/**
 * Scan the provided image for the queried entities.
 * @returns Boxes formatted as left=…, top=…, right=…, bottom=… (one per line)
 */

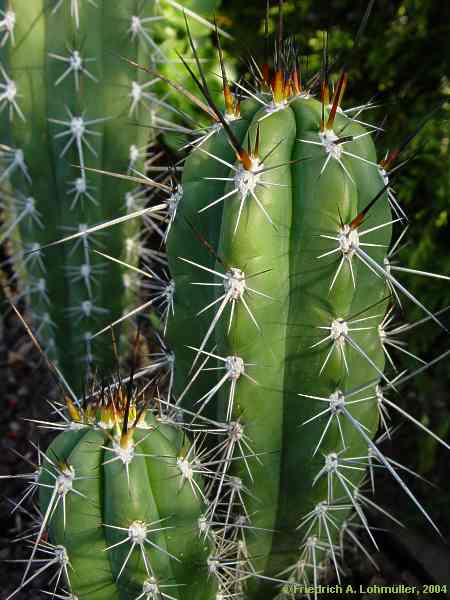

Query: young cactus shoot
left=1, top=2, right=449, bottom=600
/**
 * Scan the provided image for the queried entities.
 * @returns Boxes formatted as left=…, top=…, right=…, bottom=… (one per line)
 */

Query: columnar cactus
left=4, top=3, right=449, bottom=600
left=0, top=0, right=221, bottom=392
left=163, top=14, right=448, bottom=597
left=166, top=56, right=395, bottom=599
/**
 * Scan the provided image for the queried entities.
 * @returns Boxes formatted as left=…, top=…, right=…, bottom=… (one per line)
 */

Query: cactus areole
left=166, top=76, right=392, bottom=594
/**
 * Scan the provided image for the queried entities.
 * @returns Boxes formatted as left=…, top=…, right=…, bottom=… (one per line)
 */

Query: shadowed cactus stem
left=0, top=0, right=223, bottom=392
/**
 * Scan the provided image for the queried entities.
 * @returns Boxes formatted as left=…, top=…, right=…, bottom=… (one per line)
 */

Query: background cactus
left=2, top=2, right=449, bottom=600
left=0, top=0, right=221, bottom=392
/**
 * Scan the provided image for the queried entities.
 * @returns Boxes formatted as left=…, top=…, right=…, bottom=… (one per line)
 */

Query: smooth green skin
left=0, top=1, right=154, bottom=391
left=39, top=413, right=215, bottom=600
left=168, top=96, right=391, bottom=597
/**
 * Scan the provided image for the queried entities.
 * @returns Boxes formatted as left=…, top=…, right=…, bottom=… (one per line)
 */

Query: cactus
left=3, top=3, right=450, bottom=600
left=156, top=11, right=449, bottom=598
left=16, top=382, right=214, bottom=600
left=166, top=50, right=393, bottom=600
left=0, top=0, right=221, bottom=392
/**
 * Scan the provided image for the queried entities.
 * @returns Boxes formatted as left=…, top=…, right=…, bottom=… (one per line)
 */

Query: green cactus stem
left=0, top=0, right=164, bottom=391
left=161, top=16, right=447, bottom=596
left=0, top=0, right=222, bottom=393
left=34, top=386, right=216, bottom=600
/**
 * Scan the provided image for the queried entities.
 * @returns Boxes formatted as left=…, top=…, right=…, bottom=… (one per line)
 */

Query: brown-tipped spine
left=326, top=71, right=348, bottom=130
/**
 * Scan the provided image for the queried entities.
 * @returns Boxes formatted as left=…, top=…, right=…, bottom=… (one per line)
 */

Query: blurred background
left=1, top=0, right=449, bottom=597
